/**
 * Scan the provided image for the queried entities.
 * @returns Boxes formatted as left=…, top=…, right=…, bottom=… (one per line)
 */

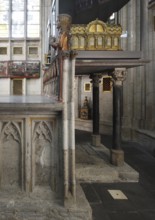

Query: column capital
left=70, top=50, right=78, bottom=59
left=61, top=51, right=70, bottom=59
left=60, top=50, right=77, bottom=60
left=110, top=68, right=127, bottom=86
left=90, top=73, right=102, bottom=87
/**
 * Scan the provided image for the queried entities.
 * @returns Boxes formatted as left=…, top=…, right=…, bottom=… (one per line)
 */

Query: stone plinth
left=110, top=149, right=124, bottom=166
left=92, top=134, right=101, bottom=147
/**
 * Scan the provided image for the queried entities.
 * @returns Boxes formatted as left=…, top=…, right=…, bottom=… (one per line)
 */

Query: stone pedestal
left=92, top=134, right=101, bottom=147
left=110, top=149, right=124, bottom=166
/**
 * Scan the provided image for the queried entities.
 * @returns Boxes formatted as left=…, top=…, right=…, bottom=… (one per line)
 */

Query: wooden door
left=13, top=80, right=23, bottom=95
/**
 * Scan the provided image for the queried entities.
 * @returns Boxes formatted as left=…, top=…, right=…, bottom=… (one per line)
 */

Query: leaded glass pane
left=12, top=24, right=24, bottom=37
left=27, top=0, right=40, bottom=10
left=0, top=11, right=9, bottom=24
left=0, top=0, right=9, bottom=10
left=27, top=25, right=39, bottom=37
left=12, top=0, right=24, bottom=10
left=27, top=11, right=39, bottom=24
left=12, top=11, right=24, bottom=24
left=0, top=24, right=9, bottom=37
left=0, top=0, right=41, bottom=39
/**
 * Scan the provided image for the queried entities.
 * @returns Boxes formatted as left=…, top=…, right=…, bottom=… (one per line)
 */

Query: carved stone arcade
left=0, top=117, right=61, bottom=196
left=0, top=121, right=22, bottom=189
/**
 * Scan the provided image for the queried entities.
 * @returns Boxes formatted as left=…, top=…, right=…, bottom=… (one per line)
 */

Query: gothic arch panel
left=0, top=122, right=22, bottom=189
left=33, top=121, right=53, bottom=188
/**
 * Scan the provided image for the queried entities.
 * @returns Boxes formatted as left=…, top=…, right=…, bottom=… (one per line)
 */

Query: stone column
left=62, top=52, right=70, bottom=201
left=62, top=51, right=77, bottom=207
left=90, top=73, right=102, bottom=146
left=68, top=51, right=77, bottom=200
left=110, top=68, right=127, bottom=166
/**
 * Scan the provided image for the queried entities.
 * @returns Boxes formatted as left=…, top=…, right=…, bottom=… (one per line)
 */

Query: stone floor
left=76, top=140, right=139, bottom=183
left=0, top=184, right=92, bottom=220
left=75, top=130, right=155, bottom=220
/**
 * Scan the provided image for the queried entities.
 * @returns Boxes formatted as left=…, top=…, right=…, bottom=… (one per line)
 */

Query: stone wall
left=120, top=0, right=155, bottom=148
left=75, top=75, right=113, bottom=134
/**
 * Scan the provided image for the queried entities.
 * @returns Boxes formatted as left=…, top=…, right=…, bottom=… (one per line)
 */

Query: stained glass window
left=12, top=0, right=24, bottom=10
left=27, top=11, right=39, bottom=24
left=12, top=25, right=24, bottom=38
left=27, top=0, right=40, bottom=37
left=27, top=0, right=40, bottom=10
left=0, top=0, right=40, bottom=39
left=0, top=0, right=9, bottom=37
left=0, top=0, right=9, bottom=10
left=12, top=11, right=24, bottom=24
left=27, top=25, right=40, bottom=38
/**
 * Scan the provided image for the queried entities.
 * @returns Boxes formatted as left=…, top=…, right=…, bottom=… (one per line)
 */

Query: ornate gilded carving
left=71, top=25, right=86, bottom=50
left=70, top=19, right=122, bottom=51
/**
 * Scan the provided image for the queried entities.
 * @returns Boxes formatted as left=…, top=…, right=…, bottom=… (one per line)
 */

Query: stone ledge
left=0, top=95, right=63, bottom=114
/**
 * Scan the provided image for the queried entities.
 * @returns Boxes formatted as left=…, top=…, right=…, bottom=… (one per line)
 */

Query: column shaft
left=62, top=51, right=77, bottom=207
left=93, top=85, right=100, bottom=135
left=90, top=73, right=102, bottom=146
left=113, top=84, right=122, bottom=150
left=110, top=68, right=126, bottom=166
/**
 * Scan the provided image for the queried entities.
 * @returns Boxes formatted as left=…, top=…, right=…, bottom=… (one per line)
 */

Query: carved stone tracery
left=0, top=121, right=22, bottom=189
left=33, top=121, right=52, bottom=143
left=2, top=122, right=21, bottom=143
left=33, top=121, right=53, bottom=187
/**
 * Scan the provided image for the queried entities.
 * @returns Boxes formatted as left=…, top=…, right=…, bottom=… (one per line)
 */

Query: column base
left=92, top=134, right=101, bottom=146
left=110, top=149, right=124, bottom=166
left=64, top=192, right=76, bottom=208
